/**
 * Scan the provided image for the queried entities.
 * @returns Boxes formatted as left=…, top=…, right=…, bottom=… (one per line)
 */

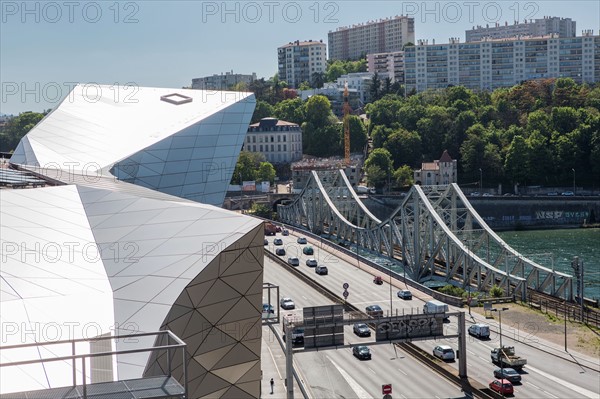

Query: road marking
left=302, top=295, right=308, bottom=300
left=397, top=368, right=407, bottom=376
left=327, top=356, right=372, bottom=399
left=368, top=367, right=376, bottom=374
left=527, top=365, right=599, bottom=399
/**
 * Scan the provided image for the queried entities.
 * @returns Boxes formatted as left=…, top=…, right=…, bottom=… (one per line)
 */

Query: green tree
left=274, top=98, right=305, bottom=125
left=304, top=95, right=335, bottom=126
left=232, top=151, right=265, bottom=183
left=393, top=165, right=414, bottom=188
left=371, top=125, right=393, bottom=149
left=256, top=162, right=276, bottom=184
left=250, top=203, right=272, bottom=219
left=348, top=115, right=368, bottom=152
left=251, top=101, right=274, bottom=124
left=0, top=111, right=46, bottom=152
left=504, top=135, right=529, bottom=185
left=311, top=72, right=325, bottom=89
left=364, top=148, right=393, bottom=188
left=551, top=106, right=579, bottom=135
left=526, top=130, right=555, bottom=184
left=298, top=81, right=311, bottom=91
left=325, top=61, right=346, bottom=82
left=365, top=97, right=404, bottom=128
left=369, top=72, right=382, bottom=102
left=489, top=285, right=504, bottom=298
left=384, top=128, right=422, bottom=168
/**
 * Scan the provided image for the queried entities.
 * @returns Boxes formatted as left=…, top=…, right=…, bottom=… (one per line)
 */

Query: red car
left=373, top=276, right=383, bottom=285
left=489, top=379, right=513, bottom=396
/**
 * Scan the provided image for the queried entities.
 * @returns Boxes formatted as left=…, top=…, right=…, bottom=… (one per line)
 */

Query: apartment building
left=466, top=16, right=576, bottom=42
left=367, top=51, right=405, bottom=83
left=191, top=71, right=256, bottom=90
left=278, top=40, right=326, bottom=88
left=243, top=118, right=303, bottom=164
left=404, top=32, right=599, bottom=93
left=328, top=15, right=415, bottom=61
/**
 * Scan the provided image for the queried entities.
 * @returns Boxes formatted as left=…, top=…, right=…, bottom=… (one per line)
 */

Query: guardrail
left=0, top=330, right=187, bottom=398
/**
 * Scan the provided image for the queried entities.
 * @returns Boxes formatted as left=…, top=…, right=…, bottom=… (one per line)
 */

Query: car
left=305, top=258, right=318, bottom=267
left=273, top=238, right=283, bottom=245
left=468, top=323, right=490, bottom=339
left=280, top=297, right=295, bottom=310
left=262, top=304, right=274, bottom=314
left=282, top=229, right=289, bottom=236
left=297, top=237, right=307, bottom=244
left=561, top=191, right=574, bottom=196
left=471, top=192, right=481, bottom=196
left=397, top=289, right=412, bottom=300
left=275, top=248, right=286, bottom=256
left=287, top=257, right=299, bottom=266
left=365, top=305, right=383, bottom=317
left=489, top=379, right=513, bottom=395
left=482, top=192, right=493, bottom=197
left=433, top=345, right=455, bottom=360
left=264, top=239, right=268, bottom=245
left=373, top=276, right=383, bottom=285
left=352, top=345, right=371, bottom=360
left=547, top=192, right=558, bottom=196
left=302, top=246, right=314, bottom=255
left=315, top=265, right=328, bottom=275
left=283, top=327, right=305, bottom=345
left=353, top=323, right=371, bottom=337
left=493, top=368, right=521, bottom=384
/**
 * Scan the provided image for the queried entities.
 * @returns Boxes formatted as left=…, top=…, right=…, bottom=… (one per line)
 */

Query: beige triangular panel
left=236, top=380, right=260, bottom=398
left=239, top=338, right=261, bottom=358
left=200, top=386, right=229, bottom=399
left=220, top=383, right=255, bottom=399
left=211, top=360, right=257, bottom=384
left=194, top=371, right=231, bottom=398
left=220, top=270, right=261, bottom=296
left=189, top=255, right=220, bottom=284
left=194, top=326, right=239, bottom=355
left=163, top=304, right=195, bottom=324
left=199, top=297, right=241, bottom=325
left=221, top=254, right=261, bottom=278
left=164, top=308, right=194, bottom=336
left=215, top=316, right=259, bottom=341
left=212, top=343, right=258, bottom=371
left=186, top=279, right=216, bottom=307
left=181, top=310, right=213, bottom=340
left=217, top=298, right=259, bottom=325
left=241, top=272, right=263, bottom=296
left=239, top=319, right=262, bottom=342
left=245, top=293, right=263, bottom=313
left=235, top=361, right=262, bottom=384
left=193, top=343, right=235, bottom=370
left=218, top=247, right=245, bottom=276
left=198, top=279, right=243, bottom=307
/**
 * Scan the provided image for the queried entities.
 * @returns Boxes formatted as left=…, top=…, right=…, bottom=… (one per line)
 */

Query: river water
left=497, top=228, right=600, bottom=301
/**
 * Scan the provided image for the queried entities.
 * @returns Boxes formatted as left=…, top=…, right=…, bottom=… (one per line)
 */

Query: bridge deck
left=0, top=376, right=185, bottom=399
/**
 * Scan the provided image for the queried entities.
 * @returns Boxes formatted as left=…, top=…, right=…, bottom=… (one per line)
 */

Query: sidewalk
left=260, top=324, right=304, bottom=398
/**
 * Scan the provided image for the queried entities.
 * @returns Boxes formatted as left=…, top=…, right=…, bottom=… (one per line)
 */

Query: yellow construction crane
left=343, top=81, right=351, bottom=166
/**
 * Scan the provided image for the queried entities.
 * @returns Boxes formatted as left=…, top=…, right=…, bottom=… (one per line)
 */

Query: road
left=265, top=230, right=600, bottom=399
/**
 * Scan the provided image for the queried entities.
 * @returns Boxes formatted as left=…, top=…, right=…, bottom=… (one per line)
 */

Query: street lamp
left=572, top=168, right=575, bottom=194
left=491, top=306, right=509, bottom=397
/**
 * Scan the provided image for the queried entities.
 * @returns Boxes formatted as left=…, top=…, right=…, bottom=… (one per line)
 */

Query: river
left=497, top=228, right=600, bottom=301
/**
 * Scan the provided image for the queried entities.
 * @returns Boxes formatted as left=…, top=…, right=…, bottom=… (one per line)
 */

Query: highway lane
left=263, top=255, right=465, bottom=399
left=266, top=231, right=600, bottom=399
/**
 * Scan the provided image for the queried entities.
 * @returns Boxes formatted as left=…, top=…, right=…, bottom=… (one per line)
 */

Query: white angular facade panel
left=10, top=85, right=256, bottom=207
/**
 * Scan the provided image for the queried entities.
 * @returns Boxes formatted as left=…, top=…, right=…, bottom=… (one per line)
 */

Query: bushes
left=489, top=285, right=505, bottom=297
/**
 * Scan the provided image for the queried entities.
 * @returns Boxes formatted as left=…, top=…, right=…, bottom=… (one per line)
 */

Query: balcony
left=0, top=331, right=187, bottom=399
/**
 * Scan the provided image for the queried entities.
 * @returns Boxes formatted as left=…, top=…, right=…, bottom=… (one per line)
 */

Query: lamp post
left=572, top=168, right=575, bottom=194
left=239, top=172, right=243, bottom=211
left=479, top=168, right=483, bottom=191
left=492, top=307, right=509, bottom=398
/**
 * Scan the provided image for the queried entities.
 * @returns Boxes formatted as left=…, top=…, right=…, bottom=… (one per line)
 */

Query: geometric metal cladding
left=145, top=225, right=264, bottom=398
left=10, top=85, right=256, bottom=207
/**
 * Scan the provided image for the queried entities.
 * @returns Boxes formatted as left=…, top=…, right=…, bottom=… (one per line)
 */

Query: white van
left=423, top=300, right=449, bottom=318
left=468, top=323, right=490, bottom=339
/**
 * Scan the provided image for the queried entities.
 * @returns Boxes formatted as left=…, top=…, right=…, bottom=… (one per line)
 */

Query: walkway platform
left=0, top=376, right=185, bottom=399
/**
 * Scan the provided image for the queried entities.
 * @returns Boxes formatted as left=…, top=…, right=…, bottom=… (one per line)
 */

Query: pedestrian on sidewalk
left=270, top=378, right=274, bottom=394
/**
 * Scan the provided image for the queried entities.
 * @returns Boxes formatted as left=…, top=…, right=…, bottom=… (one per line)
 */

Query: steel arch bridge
left=277, top=170, right=574, bottom=302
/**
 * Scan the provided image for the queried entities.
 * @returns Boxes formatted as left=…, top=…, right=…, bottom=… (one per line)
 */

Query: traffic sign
left=343, top=290, right=349, bottom=298
left=343, top=282, right=349, bottom=290
left=382, top=384, right=392, bottom=395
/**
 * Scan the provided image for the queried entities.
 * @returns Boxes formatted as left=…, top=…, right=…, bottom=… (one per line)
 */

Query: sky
left=1, top=0, right=599, bottom=115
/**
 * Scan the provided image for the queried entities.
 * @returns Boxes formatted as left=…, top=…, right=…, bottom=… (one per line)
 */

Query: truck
left=264, top=222, right=277, bottom=236
left=423, top=300, right=449, bottom=318
left=490, top=346, right=527, bottom=369
left=355, top=185, right=375, bottom=194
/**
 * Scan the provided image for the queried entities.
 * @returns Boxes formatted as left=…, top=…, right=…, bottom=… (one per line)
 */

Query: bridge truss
left=277, top=170, right=574, bottom=302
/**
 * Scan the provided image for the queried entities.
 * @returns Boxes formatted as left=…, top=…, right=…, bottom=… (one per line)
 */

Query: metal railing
left=0, top=330, right=188, bottom=398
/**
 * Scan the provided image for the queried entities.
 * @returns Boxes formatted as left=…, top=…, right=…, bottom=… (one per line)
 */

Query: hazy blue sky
left=2, top=1, right=599, bottom=115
